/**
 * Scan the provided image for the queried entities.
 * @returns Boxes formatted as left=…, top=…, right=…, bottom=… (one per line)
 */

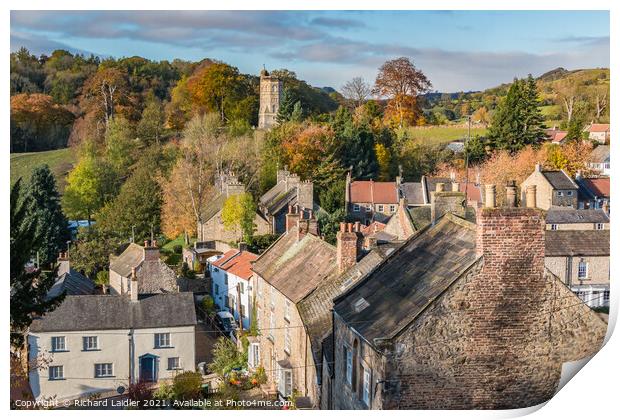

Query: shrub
left=152, top=382, right=174, bottom=401
left=208, top=337, right=246, bottom=377
left=201, top=296, right=216, bottom=317
left=173, top=244, right=183, bottom=254
left=172, top=371, right=203, bottom=400
left=126, top=381, right=153, bottom=407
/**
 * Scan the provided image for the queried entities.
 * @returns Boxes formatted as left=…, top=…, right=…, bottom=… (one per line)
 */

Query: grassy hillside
left=404, top=125, right=487, bottom=145
left=10, top=148, right=76, bottom=192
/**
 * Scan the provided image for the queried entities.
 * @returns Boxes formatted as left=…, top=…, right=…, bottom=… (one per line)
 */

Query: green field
left=404, top=125, right=487, bottom=145
left=10, top=148, right=76, bottom=192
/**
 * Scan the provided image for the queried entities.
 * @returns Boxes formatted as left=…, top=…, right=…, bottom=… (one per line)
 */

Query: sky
left=10, top=10, right=610, bottom=92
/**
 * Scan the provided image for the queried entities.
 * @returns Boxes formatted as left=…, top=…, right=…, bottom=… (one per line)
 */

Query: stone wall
left=199, top=210, right=270, bottom=243
left=430, top=191, right=466, bottom=223
left=545, top=255, right=610, bottom=286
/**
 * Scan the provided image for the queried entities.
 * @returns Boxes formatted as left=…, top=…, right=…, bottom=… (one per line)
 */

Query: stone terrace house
left=250, top=208, right=398, bottom=407
left=576, top=175, right=610, bottom=211
left=258, top=168, right=319, bottom=235
left=109, top=240, right=178, bottom=296
left=545, top=230, right=610, bottom=308
left=587, top=145, right=610, bottom=176
left=197, top=174, right=271, bottom=242
left=329, top=186, right=606, bottom=410
left=346, top=174, right=399, bottom=224
left=28, top=286, right=196, bottom=402
left=47, top=252, right=95, bottom=299
left=520, top=164, right=579, bottom=210
left=584, top=123, right=610, bottom=144
left=209, top=249, right=258, bottom=330
left=545, top=207, right=609, bottom=231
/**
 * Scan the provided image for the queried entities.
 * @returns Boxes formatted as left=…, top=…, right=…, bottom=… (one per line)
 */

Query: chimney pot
left=484, top=185, right=496, bottom=208
left=354, top=221, right=360, bottom=232
left=535, top=163, right=542, bottom=172
left=436, top=182, right=445, bottom=192
left=340, top=222, right=346, bottom=233
left=144, top=240, right=149, bottom=248
left=526, top=185, right=537, bottom=208
left=505, top=182, right=517, bottom=207
left=451, top=182, right=460, bottom=192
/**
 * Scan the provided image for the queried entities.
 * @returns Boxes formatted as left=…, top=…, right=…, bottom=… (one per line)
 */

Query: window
left=82, top=336, right=99, bottom=351
left=377, top=204, right=384, bottom=212
left=362, top=367, right=371, bottom=406
left=389, top=205, right=396, bottom=213
left=268, top=311, right=275, bottom=341
left=214, top=284, right=219, bottom=295
left=345, top=346, right=353, bottom=386
left=248, top=342, right=260, bottom=368
left=240, top=304, right=246, bottom=319
left=94, top=363, right=113, bottom=378
left=284, top=326, right=291, bottom=354
left=578, top=261, right=588, bottom=279
left=567, top=191, right=573, bottom=196
left=550, top=224, right=559, bottom=231
left=227, top=294, right=235, bottom=311
left=595, top=223, right=604, bottom=230
left=154, top=333, right=171, bottom=348
left=239, top=282, right=244, bottom=295
left=49, top=366, right=64, bottom=380
left=278, top=367, right=293, bottom=397
left=167, top=357, right=181, bottom=370
left=353, top=204, right=360, bottom=212
left=284, top=299, right=291, bottom=321
left=224, top=273, right=228, bottom=286
left=365, top=204, right=372, bottom=212
left=51, top=336, right=66, bottom=352
left=604, top=290, right=610, bottom=305
left=557, top=191, right=563, bottom=196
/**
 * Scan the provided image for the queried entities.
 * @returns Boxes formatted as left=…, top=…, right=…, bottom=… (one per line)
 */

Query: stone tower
left=258, top=68, right=282, bottom=129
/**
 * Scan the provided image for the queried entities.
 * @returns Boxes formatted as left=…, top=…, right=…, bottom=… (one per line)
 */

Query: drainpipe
left=128, top=329, right=134, bottom=385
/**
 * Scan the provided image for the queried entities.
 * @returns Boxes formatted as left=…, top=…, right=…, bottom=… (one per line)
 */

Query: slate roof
left=110, top=243, right=144, bottom=278
left=350, top=181, right=398, bottom=204
left=30, top=293, right=197, bottom=332
left=252, top=230, right=338, bottom=303
left=47, top=269, right=95, bottom=299
left=541, top=171, right=578, bottom=190
left=546, top=207, right=609, bottom=224
left=333, top=214, right=477, bottom=343
left=589, top=146, right=610, bottom=163
left=406, top=206, right=432, bottom=230
left=422, top=176, right=452, bottom=203
left=202, top=193, right=228, bottom=223
left=400, top=182, right=425, bottom=205
left=545, top=230, right=610, bottom=257
left=137, top=260, right=179, bottom=294
left=212, top=250, right=258, bottom=280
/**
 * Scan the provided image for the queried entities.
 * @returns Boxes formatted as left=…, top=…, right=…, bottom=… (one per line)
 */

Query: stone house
left=520, top=164, right=579, bottom=210
left=109, top=240, right=179, bottom=296
left=584, top=123, right=610, bottom=144
left=545, top=207, right=609, bottom=231
left=197, top=175, right=271, bottom=242
left=182, top=240, right=232, bottom=273
left=28, top=288, right=196, bottom=402
left=576, top=175, right=610, bottom=211
left=47, top=252, right=95, bottom=299
left=402, top=176, right=482, bottom=209
left=545, top=230, right=610, bottom=308
left=328, top=186, right=606, bottom=410
left=208, top=249, right=258, bottom=330
left=545, top=127, right=569, bottom=144
left=586, top=145, right=610, bottom=176
left=258, top=68, right=282, bottom=130
left=250, top=208, right=397, bottom=407
left=346, top=174, right=399, bottom=224
left=258, top=168, right=319, bottom=235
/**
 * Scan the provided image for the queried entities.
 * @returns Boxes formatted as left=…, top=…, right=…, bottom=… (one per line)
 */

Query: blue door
left=139, top=355, right=157, bottom=382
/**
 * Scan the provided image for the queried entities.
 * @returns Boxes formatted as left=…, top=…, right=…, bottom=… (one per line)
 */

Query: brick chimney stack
left=286, top=205, right=301, bottom=232
left=337, top=222, right=359, bottom=274
left=130, top=266, right=139, bottom=302
left=296, top=208, right=319, bottom=239
left=143, top=239, right=160, bottom=261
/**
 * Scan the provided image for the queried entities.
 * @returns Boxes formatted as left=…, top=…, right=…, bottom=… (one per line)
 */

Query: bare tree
left=591, top=85, right=608, bottom=121
left=556, top=79, right=578, bottom=123
left=341, top=76, right=371, bottom=107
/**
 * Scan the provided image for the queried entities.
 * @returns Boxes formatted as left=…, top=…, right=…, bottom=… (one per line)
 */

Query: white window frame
left=595, top=223, right=604, bottom=230
left=362, top=366, right=371, bottom=406
left=49, top=365, right=64, bottom=380
left=94, top=363, right=113, bottom=378
left=389, top=205, right=396, bottom=213
left=167, top=357, right=181, bottom=370
left=83, top=336, right=99, bottom=351
left=278, top=366, right=293, bottom=397
left=248, top=342, right=260, bottom=368
left=154, top=333, right=171, bottom=348
left=51, top=336, right=66, bottom=352
left=365, top=204, right=372, bottom=212
left=550, top=224, right=559, bottom=231
left=377, top=204, right=384, bottom=212
left=353, top=204, right=360, bottom=212
left=284, top=325, right=291, bottom=354
left=578, top=261, right=588, bottom=279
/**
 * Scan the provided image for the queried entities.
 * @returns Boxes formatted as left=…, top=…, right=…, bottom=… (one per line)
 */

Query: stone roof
left=30, top=293, right=197, bottom=332
left=400, top=182, right=425, bottom=205
left=546, top=207, right=609, bottom=224
left=334, top=214, right=477, bottom=343
left=137, top=260, right=179, bottom=294
left=541, top=171, right=578, bottom=190
left=406, top=206, right=432, bottom=230
left=589, top=146, right=610, bottom=163
left=212, top=250, right=258, bottom=280
left=202, top=193, right=228, bottom=223
left=252, top=229, right=338, bottom=303
left=545, top=230, right=610, bottom=257
left=109, top=243, right=144, bottom=278
left=422, top=176, right=452, bottom=203
left=350, top=181, right=398, bottom=204
left=47, top=269, right=95, bottom=299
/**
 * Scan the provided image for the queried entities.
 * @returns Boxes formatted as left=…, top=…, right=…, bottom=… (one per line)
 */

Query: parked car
left=215, top=311, right=237, bottom=334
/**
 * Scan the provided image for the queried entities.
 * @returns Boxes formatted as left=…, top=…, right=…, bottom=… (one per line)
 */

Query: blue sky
left=10, top=10, right=609, bottom=92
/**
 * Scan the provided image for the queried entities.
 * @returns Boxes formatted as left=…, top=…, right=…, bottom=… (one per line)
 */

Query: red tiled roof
left=359, top=221, right=386, bottom=236
left=460, top=182, right=482, bottom=203
left=350, top=181, right=398, bottom=204
left=588, top=124, right=610, bottom=133
left=582, top=178, right=610, bottom=198
left=212, top=250, right=258, bottom=280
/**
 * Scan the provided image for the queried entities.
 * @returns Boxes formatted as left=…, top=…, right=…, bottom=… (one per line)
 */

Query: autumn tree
left=221, top=193, right=256, bottom=243
left=187, top=63, right=246, bottom=122
left=105, top=116, right=138, bottom=176
left=138, top=93, right=165, bottom=145
left=81, top=67, right=130, bottom=127
left=282, top=124, right=335, bottom=181
left=373, top=57, right=431, bottom=129
left=341, top=76, right=371, bottom=107
left=165, top=75, right=193, bottom=131
left=471, top=106, right=490, bottom=127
